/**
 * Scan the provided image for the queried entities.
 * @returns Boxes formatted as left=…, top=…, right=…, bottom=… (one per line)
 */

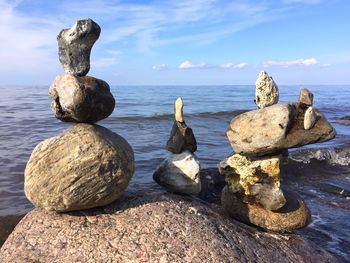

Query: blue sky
left=0, top=0, right=349, bottom=85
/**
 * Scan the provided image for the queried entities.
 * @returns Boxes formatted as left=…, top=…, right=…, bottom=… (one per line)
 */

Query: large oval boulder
left=0, top=191, right=337, bottom=263
left=49, top=74, right=115, bottom=123
left=24, top=123, right=134, bottom=212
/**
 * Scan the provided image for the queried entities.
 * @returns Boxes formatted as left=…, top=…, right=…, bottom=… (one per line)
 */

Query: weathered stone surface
left=166, top=121, right=197, bottom=153
left=175, top=97, right=184, bottom=122
left=24, top=123, right=134, bottom=212
left=58, top=18, right=100, bottom=76
left=219, top=154, right=286, bottom=210
left=299, top=88, right=314, bottom=106
left=221, top=186, right=311, bottom=233
left=153, top=151, right=201, bottom=195
left=255, top=71, right=279, bottom=108
left=0, top=191, right=337, bottom=263
left=304, top=106, right=317, bottom=130
left=49, top=74, right=115, bottom=123
left=227, top=103, right=336, bottom=156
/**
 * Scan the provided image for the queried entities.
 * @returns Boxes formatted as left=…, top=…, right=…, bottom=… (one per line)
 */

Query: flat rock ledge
left=0, top=190, right=337, bottom=263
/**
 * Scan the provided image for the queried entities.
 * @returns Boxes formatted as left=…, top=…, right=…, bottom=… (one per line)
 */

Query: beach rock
left=49, top=74, right=115, bottom=123
left=255, top=71, right=279, bottom=109
left=153, top=151, right=201, bottom=195
left=227, top=103, right=336, bottom=156
left=166, top=121, right=197, bottom=153
left=57, top=18, right=100, bottom=76
left=221, top=186, right=311, bottom=233
left=24, top=123, right=134, bottom=212
left=166, top=97, right=197, bottom=153
left=299, top=88, right=314, bottom=106
left=219, top=154, right=286, bottom=210
left=0, top=191, right=337, bottom=263
left=304, top=106, right=317, bottom=130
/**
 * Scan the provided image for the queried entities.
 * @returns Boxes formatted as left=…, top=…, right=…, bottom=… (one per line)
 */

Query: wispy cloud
left=152, top=64, right=168, bottom=71
left=263, top=58, right=318, bottom=67
left=221, top=62, right=248, bottom=69
left=179, top=60, right=208, bottom=69
left=283, top=0, right=323, bottom=5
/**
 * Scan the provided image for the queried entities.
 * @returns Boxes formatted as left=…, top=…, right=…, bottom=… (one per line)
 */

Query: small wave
left=103, top=109, right=248, bottom=123
left=290, top=147, right=350, bottom=166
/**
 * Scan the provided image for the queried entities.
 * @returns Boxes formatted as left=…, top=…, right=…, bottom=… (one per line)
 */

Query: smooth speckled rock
left=221, top=186, right=311, bottom=233
left=304, top=106, right=317, bottom=130
left=49, top=74, right=115, bottom=123
left=24, top=123, right=134, bottom=212
left=58, top=18, right=100, bottom=76
left=255, top=71, right=279, bottom=109
left=227, top=103, right=336, bottom=156
left=153, top=151, right=201, bottom=195
left=219, top=154, right=286, bottom=210
left=0, top=191, right=337, bottom=263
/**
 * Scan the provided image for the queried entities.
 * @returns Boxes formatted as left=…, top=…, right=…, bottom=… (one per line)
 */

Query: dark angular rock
left=49, top=74, right=115, bottom=123
left=299, top=88, right=314, bottom=106
left=166, top=121, right=197, bottom=153
left=57, top=18, right=100, bottom=76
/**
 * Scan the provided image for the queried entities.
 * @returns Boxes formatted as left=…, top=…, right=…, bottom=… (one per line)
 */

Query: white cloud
left=221, top=62, right=248, bottom=69
left=263, top=58, right=318, bottom=67
left=152, top=64, right=167, bottom=71
left=179, top=60, right=208, bottom=69
left=283, top=0, right=323, bottom=4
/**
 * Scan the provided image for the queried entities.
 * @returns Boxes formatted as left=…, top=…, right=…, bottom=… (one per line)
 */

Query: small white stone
left=255, top=71, right=279, bottom=109
left=175, top=97, right=184, bottom=123
left=304, top=107, right=317, bottom=130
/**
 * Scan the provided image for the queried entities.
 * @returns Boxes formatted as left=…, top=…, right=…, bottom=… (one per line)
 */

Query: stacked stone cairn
left=153, top=97, right=201, bottom=195
left=219, top=71, right=336, bottom=232
left=24, top=19, right=135, bottom=212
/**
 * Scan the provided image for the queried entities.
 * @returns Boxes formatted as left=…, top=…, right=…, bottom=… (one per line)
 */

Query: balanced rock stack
left=220, top=71, right=336, bottom=232
left=24, top=19, right=135, bottom=212
left=153, top=97, right=201, bottom=195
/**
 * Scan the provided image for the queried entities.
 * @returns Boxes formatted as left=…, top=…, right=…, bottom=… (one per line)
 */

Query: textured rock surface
left=0, top=191, right=337, bottom=263
left=175, top=97, right=184, bottom=122
left=57, top=18, right=100, bottom=76
left=49, top=74, right=115, bottom=123
left=299, top=88, right=314, bottom=106
left=304, top=106, right=317, bottom=130
left=153, top=151, right=201, bottom=195
left=219, top=154, right=286, bottom=210
left=227, top=103, right=336, bottom=156
left=221, top=186, right=311, bottom=233
left=255, top=71, right=279, bottom=108
left=24, top=123, right=134, bottom=212
left=166, top=120, right=197, bottom=153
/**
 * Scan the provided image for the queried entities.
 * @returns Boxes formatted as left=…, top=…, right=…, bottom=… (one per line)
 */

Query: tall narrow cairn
left=220, top=71, right=336, bottom=232
left=24, top=19, right=135, bottom=212
left=153, top=97, right=201, bottom=195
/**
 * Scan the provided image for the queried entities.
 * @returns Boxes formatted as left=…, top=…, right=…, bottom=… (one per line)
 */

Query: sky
left=0, top=0, right=349, bottom=85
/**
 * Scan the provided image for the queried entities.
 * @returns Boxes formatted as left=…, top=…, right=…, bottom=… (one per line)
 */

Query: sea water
left=0, top=85, right=349, bottom=260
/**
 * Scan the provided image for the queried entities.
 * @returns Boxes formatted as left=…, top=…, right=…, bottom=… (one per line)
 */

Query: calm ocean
left=0, top=85, right=349, bottom=260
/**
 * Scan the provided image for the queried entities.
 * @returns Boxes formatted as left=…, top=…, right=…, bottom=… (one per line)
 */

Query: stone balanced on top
left=219, top=71, right=336, bottom=232
left=24, top=19, right=135, bottom=212
left=153, top=97, right=201, bottom=195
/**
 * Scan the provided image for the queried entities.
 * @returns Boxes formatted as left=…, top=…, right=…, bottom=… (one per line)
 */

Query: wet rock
left=221, top=186, right=311, bottom=233
left=57, top=18, right=100, bottom=76
left=166, top=97, right=197, bottom=153
left=49, top=74, right=115, bottom=123
left=219, top=154, right=286, bottom=210
left=227, top=103, right=336, bottom=156
left=255, top=71, right=279, bottom=109
left=153, top=151, right=201, bottom=195
left=304, top=106, right=317, bottom=130
left=24, top=124, right=134, bottom=212
left=0, top=191, right=337, bottom=263
left=299, top=88, right=314, bottom=106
